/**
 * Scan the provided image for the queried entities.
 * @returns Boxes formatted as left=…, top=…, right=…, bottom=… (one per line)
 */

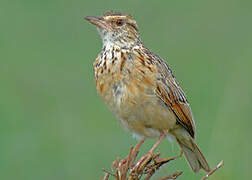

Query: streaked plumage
left=85, top=11, right=210, bottom=173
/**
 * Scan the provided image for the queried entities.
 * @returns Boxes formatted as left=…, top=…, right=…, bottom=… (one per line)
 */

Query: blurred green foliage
left=1, top=0, right=251, bottom=179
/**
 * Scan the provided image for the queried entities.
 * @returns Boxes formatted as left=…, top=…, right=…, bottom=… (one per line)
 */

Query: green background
left=1, top=0, right=251, bottom=179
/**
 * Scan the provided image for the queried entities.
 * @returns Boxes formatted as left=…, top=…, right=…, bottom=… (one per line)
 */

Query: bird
left=84, top=11, right=210, bottom=173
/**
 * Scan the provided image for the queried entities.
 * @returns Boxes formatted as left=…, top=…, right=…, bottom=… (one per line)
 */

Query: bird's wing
left=134, top=47, right=195, bottom=138
left=154, top=56, right=196, bottom=138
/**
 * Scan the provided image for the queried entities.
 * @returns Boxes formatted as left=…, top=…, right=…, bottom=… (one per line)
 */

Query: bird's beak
left=84, top=16, right=111, bottom=30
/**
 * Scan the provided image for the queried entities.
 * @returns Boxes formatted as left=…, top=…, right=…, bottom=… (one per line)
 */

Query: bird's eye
left=116, top=19, right=123, bottom=26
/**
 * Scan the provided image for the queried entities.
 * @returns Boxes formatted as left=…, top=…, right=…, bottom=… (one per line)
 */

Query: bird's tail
left=173, top=129, right=211, bottom=173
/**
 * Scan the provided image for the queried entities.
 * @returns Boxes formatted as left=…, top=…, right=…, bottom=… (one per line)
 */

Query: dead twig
left=102, top=142, right=223, bottom=180
left=201, top=160, right=224, bottom=180
left=101, top=173, right=110, bottom=180
left=102, top=168, right=116, bottom=177
left=157, top=170, right=183, bottom=180
left=102, top=141, right=182, bottom=180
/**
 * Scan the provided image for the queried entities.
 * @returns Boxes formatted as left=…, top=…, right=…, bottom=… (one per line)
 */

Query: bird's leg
left=149, top=133, right=166, bottom=154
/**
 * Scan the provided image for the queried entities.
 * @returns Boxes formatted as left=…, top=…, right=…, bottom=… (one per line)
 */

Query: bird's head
left=85, top=11, right=140, bottom=47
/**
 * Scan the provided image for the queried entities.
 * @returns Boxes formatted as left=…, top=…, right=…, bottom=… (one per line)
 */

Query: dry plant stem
left=130, top=138, right=145, bottom=168
left=129, top=134, right=180, bottom=180
left=201, top=160, right=224, bottom=180
left=103, top=134, right=212, bottom=180
left=121, top=147, right=135, bottom=180
left=154, top=149, right=183, bottom=167
left=132, top=134, right=166, bottom=173
left=149, top=149, right=183, bottom=174
left=135, top=138, right=146, bottom=152
left=102, top=173, right=110, bottom=180
left=143, top=154, right=162, bottom=180
left=143, top=151, right=183, bottom=180
left=109, top=139, right=146, bottom=180
left=102, top=169, right=116, bottom=177
left=157, top=170, right=183, bottom=180
left=102, top=140, right=222, bottom=180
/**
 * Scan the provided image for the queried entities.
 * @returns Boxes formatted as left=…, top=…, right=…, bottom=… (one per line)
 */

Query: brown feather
left=153, top=53, right=196, bottom=138
left=86, top=11, right=210, bottom=173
